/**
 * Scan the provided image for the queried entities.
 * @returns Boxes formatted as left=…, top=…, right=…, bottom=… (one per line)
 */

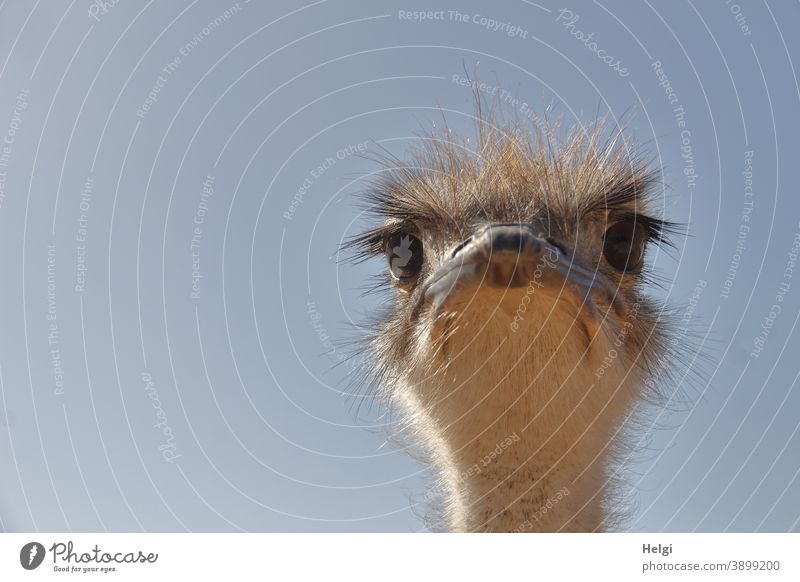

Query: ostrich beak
left=423, top=224, right=626, bottom=342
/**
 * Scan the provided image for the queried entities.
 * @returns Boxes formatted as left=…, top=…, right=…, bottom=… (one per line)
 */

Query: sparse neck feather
left=441, top=403, right=612, bottom=533
left=400, top=306, right=638, bottom=532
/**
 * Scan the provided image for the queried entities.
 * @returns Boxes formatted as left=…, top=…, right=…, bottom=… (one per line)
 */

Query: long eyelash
left=616, top=212, right=686, bottom=250
left=341, top=224, right=409, bottom=263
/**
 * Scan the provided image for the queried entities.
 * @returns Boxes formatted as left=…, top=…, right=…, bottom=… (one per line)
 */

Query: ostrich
left=347, top=105, right=681, bottom=533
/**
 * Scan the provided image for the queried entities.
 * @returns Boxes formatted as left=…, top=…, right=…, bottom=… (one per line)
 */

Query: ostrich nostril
left=544, top=236, right=567, bottom=256
left=450, top=236, right=474, bottom=258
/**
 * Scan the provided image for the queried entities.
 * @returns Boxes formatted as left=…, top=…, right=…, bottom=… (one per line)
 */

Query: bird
left=346, top=101, right=683, bottom=533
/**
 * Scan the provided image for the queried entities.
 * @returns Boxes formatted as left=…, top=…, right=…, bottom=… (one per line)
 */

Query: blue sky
left=0, top=0, right=797, bottom=532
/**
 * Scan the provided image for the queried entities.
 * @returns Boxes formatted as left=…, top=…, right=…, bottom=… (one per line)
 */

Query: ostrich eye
left=385, top=233, right=423, bottom=281
left=603, top=220, right=647, bottom=272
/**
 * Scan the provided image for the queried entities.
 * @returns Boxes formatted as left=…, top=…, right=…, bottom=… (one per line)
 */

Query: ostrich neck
left=410, top=352, right=629, bottom=533
left=443, top=410, right=610, bottom=533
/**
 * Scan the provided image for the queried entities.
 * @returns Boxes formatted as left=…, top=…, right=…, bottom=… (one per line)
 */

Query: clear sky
left=0, top=0, right=797, bottom=532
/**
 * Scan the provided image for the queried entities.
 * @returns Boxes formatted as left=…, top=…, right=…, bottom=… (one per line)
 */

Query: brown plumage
left=346, top=99, right=684, bottom=532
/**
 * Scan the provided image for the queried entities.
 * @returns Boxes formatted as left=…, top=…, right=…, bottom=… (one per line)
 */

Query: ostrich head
left=348, top=108, right=680, bottom=532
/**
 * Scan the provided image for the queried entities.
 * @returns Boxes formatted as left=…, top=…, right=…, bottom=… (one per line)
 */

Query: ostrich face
left=383, top=211, right=641, bottom=345
left=350, top=119, right=677, bottom=427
